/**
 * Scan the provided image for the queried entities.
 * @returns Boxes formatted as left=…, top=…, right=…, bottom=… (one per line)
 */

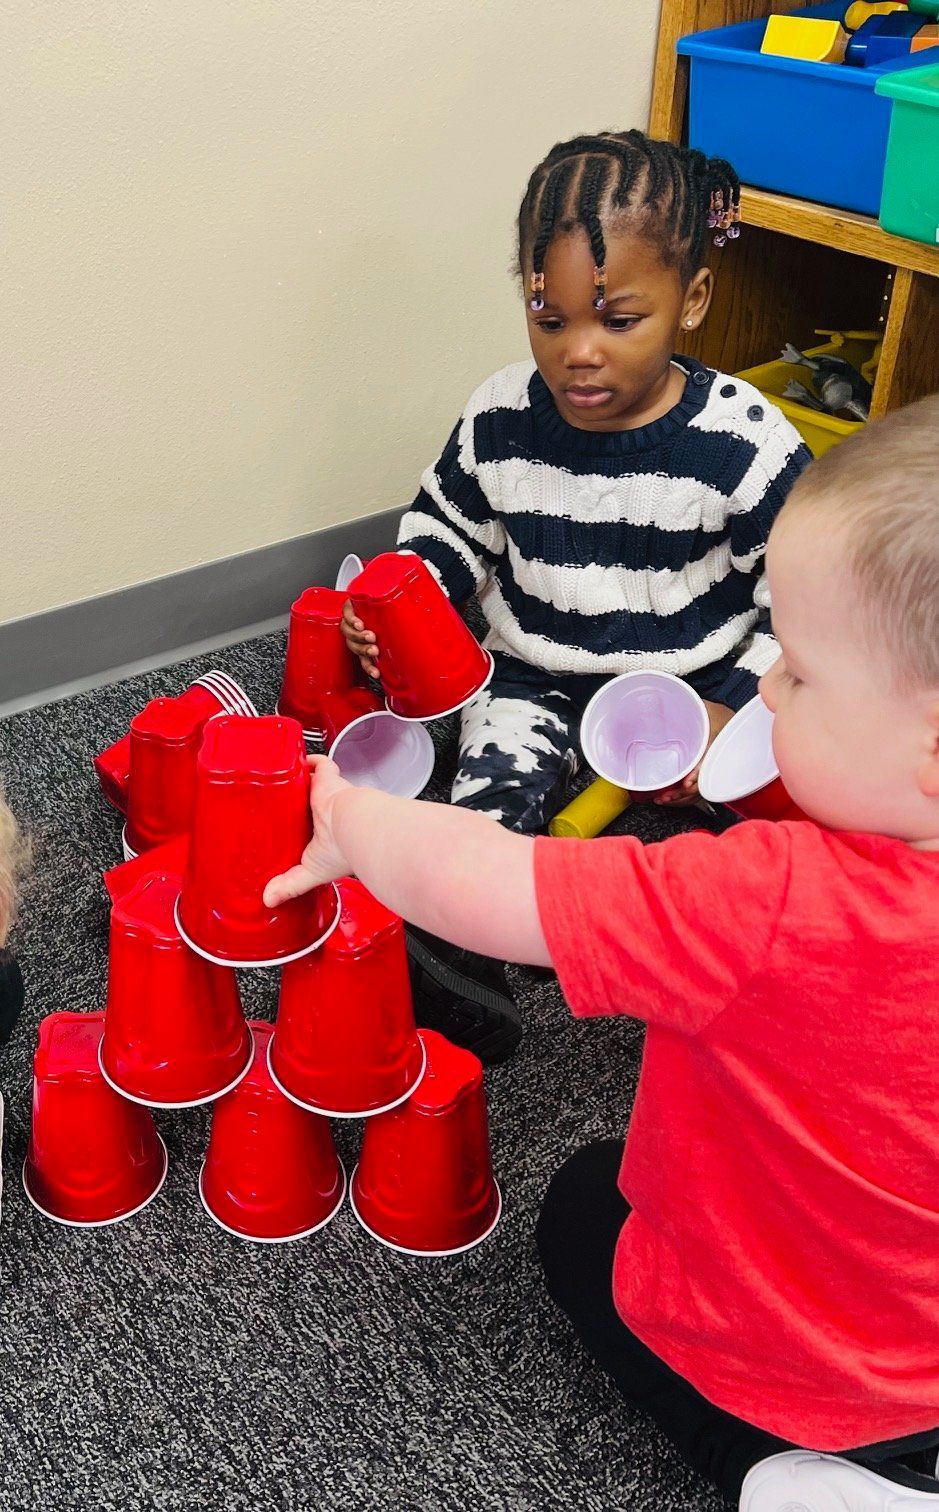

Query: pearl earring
left=686, top=319, right=694, bottom=328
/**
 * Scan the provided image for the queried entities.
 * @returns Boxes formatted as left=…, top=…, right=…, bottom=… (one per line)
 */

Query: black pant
left=536, top=1140, right=939, bottom=1504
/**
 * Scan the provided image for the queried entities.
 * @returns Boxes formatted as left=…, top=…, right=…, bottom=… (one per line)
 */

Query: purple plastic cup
left=580, top=672, right=709, bottom=792
left=321, top=692, right=435, bottom=799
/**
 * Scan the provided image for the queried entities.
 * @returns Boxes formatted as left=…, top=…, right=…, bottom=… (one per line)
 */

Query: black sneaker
left=405, top=927, right=522, bottom=1065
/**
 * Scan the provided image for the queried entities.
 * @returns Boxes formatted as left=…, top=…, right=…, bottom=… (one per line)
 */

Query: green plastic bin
left=876, top=63, right=939, bottom=244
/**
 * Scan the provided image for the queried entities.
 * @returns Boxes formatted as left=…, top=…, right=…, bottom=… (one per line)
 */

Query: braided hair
left=517, top=130, right=740, bottom=308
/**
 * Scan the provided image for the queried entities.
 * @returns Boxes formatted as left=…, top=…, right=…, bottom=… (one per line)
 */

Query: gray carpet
left=0, top=631, right=731, bottom=1512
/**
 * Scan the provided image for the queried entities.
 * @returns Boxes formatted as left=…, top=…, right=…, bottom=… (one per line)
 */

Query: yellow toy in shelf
left=549, top=778, right=631, bottom=839
left=761, top=14, right=849, bottom=60
left=844, top=0, right=907, bottom=31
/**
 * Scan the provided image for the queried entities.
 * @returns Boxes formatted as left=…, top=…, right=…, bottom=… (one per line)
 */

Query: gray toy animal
left=781, top=343, right=872, bottom=421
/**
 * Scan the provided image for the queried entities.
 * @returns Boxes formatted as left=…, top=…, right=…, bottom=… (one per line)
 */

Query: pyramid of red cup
left=33, top=702, right=501, bottom=1250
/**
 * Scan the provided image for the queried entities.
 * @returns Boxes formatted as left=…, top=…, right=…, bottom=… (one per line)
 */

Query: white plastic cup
left=580, top=671, right=709, bottom=792
left=328, top=706, right=435, bottom=799
left=698, top=696, right=778, bottom=805
left=698, top=695, right=804, bottom=821
left=335, top=554, right=365, bottom=594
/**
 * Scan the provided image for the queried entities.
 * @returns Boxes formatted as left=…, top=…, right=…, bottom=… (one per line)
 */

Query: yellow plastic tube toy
left=761, top=15, right=849, bottom=61
left=549, top=778, right=631, bottom=839
left=844, top=0, right=907, bottom=32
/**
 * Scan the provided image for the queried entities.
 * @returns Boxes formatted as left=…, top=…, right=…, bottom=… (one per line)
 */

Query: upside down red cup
left=94, top=734, right=132, bottom=814
left=23, top=1012, right=168, bottom=1227
left=278, top=586, right=359, bottom=740
left=320, top=688, right=435, bottom=799
left=176, top=713, right=340, bottom=968
left=581, top=671, right=710, bottom=794
left=698, top=695, right=808, bottom=821
left=96, top=671, right=256, bottom=822
left=348, top=553, right=494, bottom=722
left=103, top=834, right=190, bottom=904
left=100, top=872, right=251, bottom=1107
left=350, top=1028, right=501, bottom=1256
left=200, top=1021, right=345, bottom=1243
left=269, top=877, right=426, bottom=1118
left=124, top=698, right=205, bottom=857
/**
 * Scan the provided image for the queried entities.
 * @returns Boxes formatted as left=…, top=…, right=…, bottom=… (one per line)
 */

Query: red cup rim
left=385, top=648, right=495, bottom=724
left=21, top=1136, right=169, bottom=1229
left=97, top=1030, right=254, bottom=1111
left=266, top=1033, right=427, bottom=1120
left=197, top=1158, right=347, bottom=1245
left=348, top=1164, right=502, bottom=1257
left=173, top=883, right=341, bottom=971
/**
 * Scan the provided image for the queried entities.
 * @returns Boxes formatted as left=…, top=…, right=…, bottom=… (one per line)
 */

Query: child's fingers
left=263, top=865, right=316, bottom=908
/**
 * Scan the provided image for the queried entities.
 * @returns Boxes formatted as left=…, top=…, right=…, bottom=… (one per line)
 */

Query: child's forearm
left=329, top=787, right=551, bottom=965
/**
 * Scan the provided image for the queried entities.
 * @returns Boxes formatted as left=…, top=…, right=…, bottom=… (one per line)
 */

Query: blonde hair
left=0, top=788, right=27, bottom=947
left=782, top=392, right=939, bottom=691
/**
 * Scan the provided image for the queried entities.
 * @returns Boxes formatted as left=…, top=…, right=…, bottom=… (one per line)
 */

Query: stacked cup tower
left=30, top=561, right=501, bottom=1251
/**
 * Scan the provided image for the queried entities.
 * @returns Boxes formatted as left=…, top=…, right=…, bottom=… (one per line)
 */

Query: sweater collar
left=528, top=356, right=714, bottom=456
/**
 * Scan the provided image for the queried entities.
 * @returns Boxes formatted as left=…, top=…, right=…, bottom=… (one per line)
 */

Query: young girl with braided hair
left=343, top=129, right=811, bottom=1062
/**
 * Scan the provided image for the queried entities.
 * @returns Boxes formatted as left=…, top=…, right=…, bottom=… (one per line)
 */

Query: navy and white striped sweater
left=398, top=357, right=812, bottom=711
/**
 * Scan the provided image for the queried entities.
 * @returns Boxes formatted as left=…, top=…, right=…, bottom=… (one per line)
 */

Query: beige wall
left=3, top=1, right=658, bottom=625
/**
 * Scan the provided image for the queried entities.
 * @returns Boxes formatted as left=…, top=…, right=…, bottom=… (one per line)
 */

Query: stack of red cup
left=93, top=670, right=257, bottom=860
left=32, top=706, right=502, bottom=1251
left=278, top=576, right=436, bottom=801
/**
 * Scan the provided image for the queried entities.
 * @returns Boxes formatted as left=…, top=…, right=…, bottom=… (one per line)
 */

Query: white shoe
left=740, top=1451, right=939, bottom=1510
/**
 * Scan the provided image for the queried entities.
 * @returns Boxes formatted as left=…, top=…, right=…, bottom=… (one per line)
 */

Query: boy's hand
left=263, top=756, right=353, bottom=906
left=655, top=699, right=734, bottom=807
left=341, top=599, right=380, bottom=679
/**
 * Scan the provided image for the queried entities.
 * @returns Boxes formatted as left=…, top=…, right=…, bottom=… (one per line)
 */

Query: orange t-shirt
left=535, top=821, right=939, bottom=1448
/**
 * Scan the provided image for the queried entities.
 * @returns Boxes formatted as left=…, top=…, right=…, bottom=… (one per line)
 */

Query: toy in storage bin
left=735, top=330, right=881, bottom=457
left=677, top=3, right=931, bottom=215
left=876, top=62, right=939, bottom=243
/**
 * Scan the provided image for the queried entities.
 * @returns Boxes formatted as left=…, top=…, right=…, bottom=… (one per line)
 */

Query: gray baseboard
left=0, top=508, right=401, bottom=717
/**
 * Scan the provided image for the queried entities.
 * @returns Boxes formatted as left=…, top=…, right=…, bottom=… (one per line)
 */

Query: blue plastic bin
left=677, top=3, right=930, bottom=215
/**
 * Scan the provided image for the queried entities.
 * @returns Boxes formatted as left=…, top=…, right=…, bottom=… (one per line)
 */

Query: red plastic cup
left=103, top=834, right=190, bottom=904
left=94, top=734, right=132, bottom=814
left=95, top=672, right=256, bottom=821
left=348, top=553, right=494, bottom=721
left=278, top=586, right=359, bottom=740
left=269, top=877, right=426, bottom=1118
left=124, top=697, right=206, bottom=857
left=698, top=695, right=808, bottom=820
left=349, top=1028, right=501, bottom=1256
left=581, top=671, right=710, bottom=793
left=199, top=1021, right=345, bottom=1243
left=23, top=1012, right=168, bottom=1227
left=176, top=714, right=340, bottom=968
left=100, top=872, right=251, bottom=1107
left=320, top=688, right=435, bottom=799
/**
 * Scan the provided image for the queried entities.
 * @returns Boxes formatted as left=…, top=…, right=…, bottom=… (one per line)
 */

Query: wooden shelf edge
left=740, top=187, right=939, bottom=279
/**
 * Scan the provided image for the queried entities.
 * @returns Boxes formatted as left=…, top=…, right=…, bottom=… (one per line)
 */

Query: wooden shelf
left=741, top=187, right=939, bottom=279
left=649, top=0, right=939, bottom=418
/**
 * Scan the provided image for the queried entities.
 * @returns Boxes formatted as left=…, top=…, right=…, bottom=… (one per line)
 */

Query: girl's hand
left=654, top=699, right=734, bottom=807
left=341, top=599, right=380, bottom=679
left=263, top=756, right=353, bottom=906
